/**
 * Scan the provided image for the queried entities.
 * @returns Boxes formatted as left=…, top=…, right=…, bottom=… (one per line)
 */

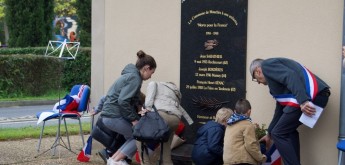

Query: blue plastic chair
left=35, top=85, right=90, bottom=156
left=337, top=140, right=345, bottom=165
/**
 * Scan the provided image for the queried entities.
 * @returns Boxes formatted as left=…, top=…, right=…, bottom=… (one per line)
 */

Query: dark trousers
left=271, top=89, right=330, bottom=165
left=270, top=109, right=301, bottom=165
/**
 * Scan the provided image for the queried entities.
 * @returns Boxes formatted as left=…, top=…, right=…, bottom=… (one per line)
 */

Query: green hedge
left=0, top=47, right=48, bottom=55
left=0, top=47, right=91, bottom=99
left=62, top=47, right=91, bottom=90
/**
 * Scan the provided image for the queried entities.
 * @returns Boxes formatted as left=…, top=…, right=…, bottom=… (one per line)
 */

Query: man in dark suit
left=249, top=58, right=330, bottom=165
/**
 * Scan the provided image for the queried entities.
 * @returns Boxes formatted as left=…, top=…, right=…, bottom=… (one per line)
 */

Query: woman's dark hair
left=135, top=50, right=157, bottom=70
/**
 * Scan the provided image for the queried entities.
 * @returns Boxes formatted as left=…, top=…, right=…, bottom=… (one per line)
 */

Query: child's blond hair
left=215, top=107, right=233, bottom=124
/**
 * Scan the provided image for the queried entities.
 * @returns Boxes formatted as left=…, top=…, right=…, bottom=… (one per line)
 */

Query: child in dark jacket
left=191, top=107, right=233, bottom=165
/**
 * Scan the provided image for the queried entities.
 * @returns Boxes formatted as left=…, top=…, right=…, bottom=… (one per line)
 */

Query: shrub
left=0, top=55, right=62, bottom=97
left=0, top=47, right=90, bottom=99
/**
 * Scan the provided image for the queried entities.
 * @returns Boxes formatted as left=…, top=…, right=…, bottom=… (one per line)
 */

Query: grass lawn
left=0, top=122, right=91, bottom=141
left=0, top=90, right=68, bottom=101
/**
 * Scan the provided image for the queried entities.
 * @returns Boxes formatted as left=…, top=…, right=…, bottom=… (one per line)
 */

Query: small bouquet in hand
left=254, top=123, right=267, bottom=140
left=254, top=123, right=268, bottom=155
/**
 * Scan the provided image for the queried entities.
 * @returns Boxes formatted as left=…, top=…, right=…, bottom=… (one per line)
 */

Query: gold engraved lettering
left=196, top=80, right=207, bottom=84
left=218, top=87, right=231, bottom=91
left=207, top=67, right=223, bottom=72
left=197, top=115, right=210, bottom=119
left=212, top=73, right=221, bottom=78
left=207, top=60, right=222, bottom=64
left=198, top=67, right=207, bottom=72
left=198, top=73, right=205, bottom=77
left=190, top=85, right=197, bottom=89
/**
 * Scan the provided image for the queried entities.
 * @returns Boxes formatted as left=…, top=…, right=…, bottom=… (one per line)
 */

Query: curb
left=0, top=100, right=57, bottom=108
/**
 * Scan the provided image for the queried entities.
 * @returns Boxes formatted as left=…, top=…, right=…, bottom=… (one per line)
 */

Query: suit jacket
left=261, top=58, right=329, bottom=132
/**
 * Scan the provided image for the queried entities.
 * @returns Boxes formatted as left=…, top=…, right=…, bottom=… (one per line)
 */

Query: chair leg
left=78, top=117, right=85, bottom=146
left=339, top=150, right=343, bottom=165
left=52, top=117, right=62, bottom=156
left=64, top=118, right=71, bottom=150
left=37, top=121, right=46, bottom=152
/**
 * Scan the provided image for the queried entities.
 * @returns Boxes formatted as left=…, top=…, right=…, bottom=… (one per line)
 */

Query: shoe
left=107, top=158, right=115, bottom=165
left=98, top=149, right=109, bottom=164
left=124, top=157, right=132, bottom=164
left=113, top=159, right=129, bottom=165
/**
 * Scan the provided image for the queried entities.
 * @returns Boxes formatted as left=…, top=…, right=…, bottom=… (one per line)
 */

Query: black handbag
left=91, top=117, right=126, bottom=152
left=132, top=106, right=170, bottom=143
left=133, top=106, right=171, bottom=165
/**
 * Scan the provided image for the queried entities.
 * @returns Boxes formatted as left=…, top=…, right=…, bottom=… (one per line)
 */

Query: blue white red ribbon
left=273, top=64, right=318, bottom=107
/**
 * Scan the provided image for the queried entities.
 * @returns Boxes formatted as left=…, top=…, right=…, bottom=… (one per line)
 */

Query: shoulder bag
left=132, top=106, right=171, bottom=165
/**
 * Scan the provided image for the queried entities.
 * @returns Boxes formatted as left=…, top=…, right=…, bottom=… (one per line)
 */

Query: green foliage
left=0, top=47, right=91, bottom=99
left=0, top=89, right=67, bottom=101
left=54, top=0, right=77, bottom=17
left=43, top=0, right=56, bottom=43
left=255, top=123, right=267, bottom=140
left=0, top=122, right=91, bottom=141
left=0, top=0, right=5, bottom=20
left=75, top=0, right=91, bottom=46
left=4, top=0, right=54, bottom=47
left=62, top=47, right=91, bottom=89
left=0, top=54, right=62, bottom=97
left=0, top=47, right=47, bottom=55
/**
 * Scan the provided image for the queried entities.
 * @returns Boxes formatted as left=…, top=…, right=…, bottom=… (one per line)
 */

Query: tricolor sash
left=273, top=64, right=318, bottom=108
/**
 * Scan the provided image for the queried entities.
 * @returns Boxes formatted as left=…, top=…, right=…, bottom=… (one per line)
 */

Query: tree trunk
left=3, top=21, right=8, bottom=46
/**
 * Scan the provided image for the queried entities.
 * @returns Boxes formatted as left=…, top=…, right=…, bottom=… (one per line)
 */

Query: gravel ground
left=0, top=135, right=109, bottom=165
left=0, top=133, right=190, bottom=165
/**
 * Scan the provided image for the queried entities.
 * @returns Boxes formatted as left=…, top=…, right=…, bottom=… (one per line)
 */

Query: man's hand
left=260, top=134, right=272, bottom=151
left=300, top=101, right=316, bottom=117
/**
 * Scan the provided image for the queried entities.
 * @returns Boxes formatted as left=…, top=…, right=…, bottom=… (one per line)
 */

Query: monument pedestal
left=171, top=144, right=193, bottom=165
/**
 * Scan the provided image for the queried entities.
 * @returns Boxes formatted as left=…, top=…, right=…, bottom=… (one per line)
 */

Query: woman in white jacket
left=137, top=81, right=193, bottom=165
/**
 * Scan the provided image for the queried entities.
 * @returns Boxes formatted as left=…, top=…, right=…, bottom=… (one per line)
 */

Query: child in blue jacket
left=191, top=107, right=233, bottom=165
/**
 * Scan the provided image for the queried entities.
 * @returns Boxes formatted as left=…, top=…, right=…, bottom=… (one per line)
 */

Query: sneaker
left=107, top=158, right=116, bottom=165
left=113, top=159, right=129, bottom=165
left=98, top=149, right=109, bottom=164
